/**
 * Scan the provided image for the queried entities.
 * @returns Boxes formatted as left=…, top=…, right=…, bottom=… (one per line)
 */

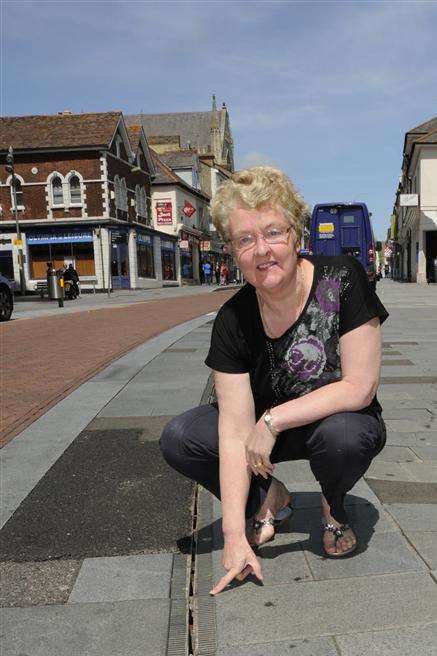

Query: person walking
left=215, top=262, right=221, bottom=285
left=202, top=260, right=212, bottom=285
left=160, top=166, right=388, bottom=595
left=220, top=262, right=229, bottom=286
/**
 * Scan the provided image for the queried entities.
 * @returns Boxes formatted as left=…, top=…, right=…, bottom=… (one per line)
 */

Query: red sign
left=156, top=200, right=173, bottom=224
left=182, top=201, right=196, bottom=218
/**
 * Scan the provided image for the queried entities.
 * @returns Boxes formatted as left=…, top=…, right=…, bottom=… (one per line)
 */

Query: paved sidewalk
left=1, top=279, right=437, bottom=655
left=194, top=279, right=437, bottom=656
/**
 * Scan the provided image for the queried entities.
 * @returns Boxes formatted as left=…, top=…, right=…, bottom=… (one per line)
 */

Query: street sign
left=13, top=238, right=23, bottom=247
left=400, top=194, right=419, bottom=207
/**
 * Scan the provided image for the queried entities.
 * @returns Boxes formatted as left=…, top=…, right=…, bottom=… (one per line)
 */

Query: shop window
left=51, top=176, right=64, bottom=205
left=69, top=175, right=82, bottom=205
left=28, top=242, right=95, bottom=279
left=161, top=249, right=176, bottom=280
left=137, top=239, right=155, bottom=278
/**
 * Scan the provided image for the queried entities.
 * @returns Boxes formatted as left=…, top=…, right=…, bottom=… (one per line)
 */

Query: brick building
left=0, top=111, right=179, bottom=291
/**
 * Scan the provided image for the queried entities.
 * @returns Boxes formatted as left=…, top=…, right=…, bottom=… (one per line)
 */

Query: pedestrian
left=202, top=260, right=212, bottom=285
left=215, top=263, right=221, bottom=285
left=63, top=263, right=80, bottom=297
left=161, top=168, right=388, bottom=594
left=220, top=262, right=229, bottom=286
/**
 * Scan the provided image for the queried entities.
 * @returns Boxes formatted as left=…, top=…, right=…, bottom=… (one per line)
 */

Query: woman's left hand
left=245, top=419, right=276, bottom=479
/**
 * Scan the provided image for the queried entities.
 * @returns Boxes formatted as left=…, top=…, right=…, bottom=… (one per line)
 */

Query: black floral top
left=205, top=255, right=388, bottom=418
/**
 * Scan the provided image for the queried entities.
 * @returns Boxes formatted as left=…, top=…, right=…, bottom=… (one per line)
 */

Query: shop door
left=111, top=242, right=130, bottom=289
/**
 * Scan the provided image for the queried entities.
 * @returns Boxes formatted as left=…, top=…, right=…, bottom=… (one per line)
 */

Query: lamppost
left=5, top=146, right=26, bottom=295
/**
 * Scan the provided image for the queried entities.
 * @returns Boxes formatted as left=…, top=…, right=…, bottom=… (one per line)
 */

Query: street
left=1, top=278, right=437, bottom=656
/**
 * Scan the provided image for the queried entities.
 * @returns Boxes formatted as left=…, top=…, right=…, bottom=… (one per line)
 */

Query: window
left=121, top=178, right=128, bottom=210
left=135, top=186, right=147, bottom=217
left=137, top=236, right=155, bottom=278
left=69, top=175, right=82, bottom=204
left=51, top=176, right=64, bottom=205
left=10, top=176, right=24, bottom=209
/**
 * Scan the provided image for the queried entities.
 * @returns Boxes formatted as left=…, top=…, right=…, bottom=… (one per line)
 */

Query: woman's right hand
left=209, top=535, right=263, bottom=595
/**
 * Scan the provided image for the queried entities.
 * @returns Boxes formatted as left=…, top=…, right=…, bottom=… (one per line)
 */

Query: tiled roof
left=416, top=126, right=437, bottom=144
left=0, top=112, right=121, bottom=150
left=408, top=115, right=437, bottom=134
left=125, top=110, right=225, bottom=151
left=158, top=150, right=197, bottom=169
left=126, top=124, right=142, bottom=148
left=150, top=150, right=210, bottom=200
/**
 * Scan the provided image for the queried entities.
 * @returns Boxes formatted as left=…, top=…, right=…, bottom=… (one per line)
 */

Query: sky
left=2, top=0, right=437, bottom=240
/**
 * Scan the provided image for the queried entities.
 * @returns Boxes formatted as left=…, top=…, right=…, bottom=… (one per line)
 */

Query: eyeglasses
left=230, top=226, right=292, bottom=252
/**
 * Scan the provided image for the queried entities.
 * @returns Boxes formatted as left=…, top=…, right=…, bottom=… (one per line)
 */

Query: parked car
left=0, top=273, right=13, bottom=321
left=309, top=202, right=380, bottom=291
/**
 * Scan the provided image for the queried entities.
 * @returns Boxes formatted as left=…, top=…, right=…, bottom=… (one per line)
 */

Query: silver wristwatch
left=263, top=409, right=279, bottom=438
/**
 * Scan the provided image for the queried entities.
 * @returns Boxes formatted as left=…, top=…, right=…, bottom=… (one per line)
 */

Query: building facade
left=392, top=115, right=437, bottom=283
left=0, top=111, right=179, bottom=291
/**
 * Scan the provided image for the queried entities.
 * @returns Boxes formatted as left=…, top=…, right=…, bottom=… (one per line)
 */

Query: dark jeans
left=159, top=404, right=386, bottom=525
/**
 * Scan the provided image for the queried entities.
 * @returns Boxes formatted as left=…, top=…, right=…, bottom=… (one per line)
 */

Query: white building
left=393, top=116, right=437, bottom=283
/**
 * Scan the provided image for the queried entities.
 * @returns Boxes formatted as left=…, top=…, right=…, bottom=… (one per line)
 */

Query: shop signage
left=137, top=233, right=152, bottom=244
left=200, top=241, right=211, bottom=251
left=27, top=229, right=93, bottom=245
left=400, top=194, right=419, bottom=207
left=182, top=201, right=196, bottom=218
left=156, top=200, right=173, bottom=224
left=179, top=240, right=189, bottom=250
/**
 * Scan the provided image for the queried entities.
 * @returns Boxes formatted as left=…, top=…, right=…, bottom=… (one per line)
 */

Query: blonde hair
left=210, top=166, right=307, bottom=242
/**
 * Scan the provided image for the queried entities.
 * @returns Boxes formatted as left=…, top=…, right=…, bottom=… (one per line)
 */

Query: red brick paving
left=0, top=291, right=235, bottom=448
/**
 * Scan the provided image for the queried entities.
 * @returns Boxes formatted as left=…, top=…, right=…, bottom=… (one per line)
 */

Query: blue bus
left=308, top=202, right=378, bottom=290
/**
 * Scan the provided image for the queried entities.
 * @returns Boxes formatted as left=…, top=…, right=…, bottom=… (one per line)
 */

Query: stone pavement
left=1, top=278, right=437, bottom=655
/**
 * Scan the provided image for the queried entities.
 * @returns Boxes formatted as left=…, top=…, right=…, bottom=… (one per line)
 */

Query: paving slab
left=375, top=445, right=419, bottom=462
left=365, top=461, right=415, bottom=481
left=409, top=445, right=437, bottom=461
left=364, top=479, right=437, bottom=504
left=216, top=636, right=338, bottom=656
left=303, top=531, right=426, bottom=580
left=68, top=554, right=174, bottom=603
left=1, top=560, right=81, bottom=607
left=280, top=478, right=381, bottom=509
left=2, top=599, right=170, bottom=656
left=213, top=572, right=437, bottom=647
left=385, top=432, right=437, bottom=447
left=398, top=461, right=437, bottom=482
left=336, top=621, right=437, bottom=656
left=405, top=532, right=437, bottom=569
left=385, top=503, right=437, bottom=532
left=385, top=418, right=437, bottom=432
left=381, top=409, right=434, bottom=421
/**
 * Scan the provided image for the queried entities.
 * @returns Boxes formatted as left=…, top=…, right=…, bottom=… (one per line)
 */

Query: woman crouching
left=160, top=167, right=388, bottom=595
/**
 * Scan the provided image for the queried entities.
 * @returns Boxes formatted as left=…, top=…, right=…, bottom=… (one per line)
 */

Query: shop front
left=161, top=238, right=177, bottom=281
left=179, top=230, right=200, bottom=283
left=136, top=231, right=155, bottom=280
left=26, top=227, right=95, bottom=280
left=111, top=228, right=130, bottom=289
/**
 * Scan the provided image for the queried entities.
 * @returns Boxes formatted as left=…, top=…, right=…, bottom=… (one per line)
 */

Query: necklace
left=257, top=263, right=305, bottom=338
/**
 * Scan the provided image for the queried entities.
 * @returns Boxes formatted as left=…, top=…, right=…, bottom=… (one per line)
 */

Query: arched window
left=141, top=188, right=147, bottom=217
left=51, top=175, right=64, bottom=205
left=114, top=175, right=122, bottom=209
left=135, top=185, right=141, bottom=215
left=69, top=175, right=82, bottom=204
left=9, top=175, right=24, bottom=208
left=121, top=178, right=127, bottom=210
